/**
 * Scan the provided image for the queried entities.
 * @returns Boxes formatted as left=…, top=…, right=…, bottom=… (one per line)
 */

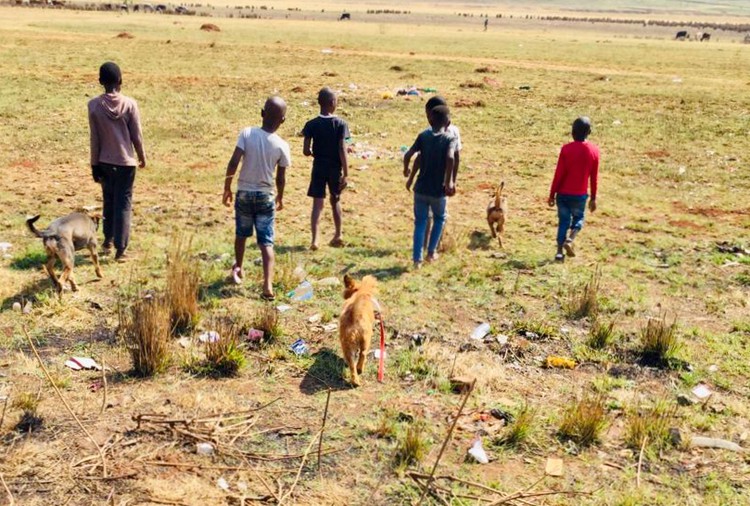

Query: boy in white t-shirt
left=404, top=96, right=462, bottom=253
left=223, top=96, right=291, bottom=300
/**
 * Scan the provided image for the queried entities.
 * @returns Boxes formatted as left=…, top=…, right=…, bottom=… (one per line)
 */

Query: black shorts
left=307, top=168, right=343, bottom=199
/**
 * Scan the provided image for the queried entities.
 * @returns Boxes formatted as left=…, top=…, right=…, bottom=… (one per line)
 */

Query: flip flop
left=261, top=292, right=276, bottom=301
left=555, top=253, right=565, bottom=262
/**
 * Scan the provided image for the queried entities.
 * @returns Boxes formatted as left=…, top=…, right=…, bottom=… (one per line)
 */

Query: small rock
left=545, top=457, right=564, bottom=477
left=12, top=302, right=21, bottom=312
left=692, top=384, right=712, bottom=400
left=196, top=442, right=214, bottom=456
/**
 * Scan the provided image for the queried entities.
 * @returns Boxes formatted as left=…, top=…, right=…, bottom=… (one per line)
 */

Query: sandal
left=555, top=253, right=565, bottom=262
left=261, top=292, right=276, bottom=301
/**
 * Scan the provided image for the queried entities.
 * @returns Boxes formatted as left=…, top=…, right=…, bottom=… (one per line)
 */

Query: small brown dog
left=486, top=181, right=507, bottom=248
left=26, top=213, right=103, bottom=294
left=339, top=274, right=378, bottom=387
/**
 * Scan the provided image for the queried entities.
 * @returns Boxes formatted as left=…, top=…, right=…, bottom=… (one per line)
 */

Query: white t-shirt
left=447, top=124, right=462, bottom=152
left=235, top=127, right=291, bottom=194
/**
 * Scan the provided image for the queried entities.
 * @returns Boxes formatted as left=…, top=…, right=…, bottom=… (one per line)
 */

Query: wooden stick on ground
left=0, top=472, right=14, bottom=506
left=23, top=327, right=108, bottom=478
left=0, top=394, right=9, bottom=431
left=416, top=379, right=476, bottom=506
left=99, top=358, right=108, bottom=416
left=317, top=389, right=332, bottom=479
left=637, top=435, right=648, bottom=488
left=278, top=429, right=322, bottom=505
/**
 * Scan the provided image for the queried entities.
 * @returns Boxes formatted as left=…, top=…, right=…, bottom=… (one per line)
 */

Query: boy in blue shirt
left=403, top=105, right=458, bottom=269
left=302, top=87, right=350, bottom=250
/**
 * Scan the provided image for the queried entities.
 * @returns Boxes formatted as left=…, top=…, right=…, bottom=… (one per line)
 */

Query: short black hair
left=425, top=95, right=447, bottom=111
left=430, top=105, right=450, bottom=126
left=318, top=87, right=336, bottom=105
left=99, top=62, right=122, bottom=88
left=572, top=116, right=592, bottom=141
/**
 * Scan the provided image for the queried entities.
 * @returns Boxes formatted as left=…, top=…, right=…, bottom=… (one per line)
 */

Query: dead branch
left=416, top=378, right=476, bottom=506
left=0, top=394, right=9, bottom=431
left=278, top=429, right=322, bottom=505
left=24, top=327, right=108, bottom=478
left=143, top=461, right=287, bottom=474
left=1, top=472, right=14, bottom=506
left=317, top=389, right=332, bottom=478
left=99, top=358, right=108, bottom=416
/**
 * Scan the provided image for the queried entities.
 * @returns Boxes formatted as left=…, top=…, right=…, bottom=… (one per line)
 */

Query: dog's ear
left=343, top=274, right=355, bottom=289
left=89, top=213, right=102, bottom=228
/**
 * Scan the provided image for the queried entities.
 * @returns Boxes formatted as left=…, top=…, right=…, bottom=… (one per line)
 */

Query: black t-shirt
left=411, top=128, right=457, bottom=198
left=302, top=115, right=350, bottom=174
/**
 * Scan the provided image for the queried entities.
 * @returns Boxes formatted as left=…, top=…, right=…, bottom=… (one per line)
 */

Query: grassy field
left=0, top=5, right=749, bottom=506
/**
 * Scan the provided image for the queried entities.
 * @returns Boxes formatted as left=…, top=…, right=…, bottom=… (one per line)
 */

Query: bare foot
left=310, top=243, right=319, bottom=251
left=425, top=253, right=439, bottom=263
left=329, top=237, right=345, bottom=248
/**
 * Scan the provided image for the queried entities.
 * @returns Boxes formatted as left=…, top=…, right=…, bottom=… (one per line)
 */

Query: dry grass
left=624, top=398, right=678, bottom=451
left=558, top=394, right=608, bottom=447
left=166, top=236, right=201, bottom=333
left=497, top=403, right=536, bottom=448
left=639, top=314, right=681, bottom=365
left=121, top=294, right=171, bottom=377
left=199, top=318, right=246, bottom=377
left=12, top=391, right=43, bottom=433
left=252, top=304, right=283, bottom=343
left=588, top=318, right=617, bottom=349
left=565, top=266, right=601, bottom=320
left=393, top=423, right=429, bottom=469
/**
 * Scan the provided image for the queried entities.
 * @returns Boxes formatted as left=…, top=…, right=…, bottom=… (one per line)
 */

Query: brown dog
left=486, top=181, right=507, bottom=248
left=339, top=274, right=378, bottom=387
left=26, top=213, right=103, bottom=294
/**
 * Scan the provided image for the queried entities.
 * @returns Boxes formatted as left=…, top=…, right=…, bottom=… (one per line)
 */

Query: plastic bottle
left=470, top=322, right=491, bottom=340
left=289, top=281, right=313, bottom=302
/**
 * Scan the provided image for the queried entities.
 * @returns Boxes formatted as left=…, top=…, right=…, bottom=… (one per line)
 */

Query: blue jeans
left=235, top=191, right=275, bottom=246
left=556, top=194, right=587, bottom=246
left=413, top=193, right=447, bottom=262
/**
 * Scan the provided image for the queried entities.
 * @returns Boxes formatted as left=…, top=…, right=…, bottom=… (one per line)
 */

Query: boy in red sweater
left=548, top=117, right=599, bottom=261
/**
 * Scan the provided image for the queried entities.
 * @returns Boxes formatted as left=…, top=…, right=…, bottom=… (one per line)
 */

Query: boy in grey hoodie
left=88, top=61, right=146, bottom=261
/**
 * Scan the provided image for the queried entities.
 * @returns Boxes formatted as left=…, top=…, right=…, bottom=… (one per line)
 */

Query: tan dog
left=486, top=181, right=507, bottom=248
left=26, top=213, right=103, bottom=294
left=339, top=274, right=378, bottom=387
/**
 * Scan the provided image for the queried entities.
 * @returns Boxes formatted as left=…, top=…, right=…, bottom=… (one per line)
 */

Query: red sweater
left=549, top=141, right=599, bottom=200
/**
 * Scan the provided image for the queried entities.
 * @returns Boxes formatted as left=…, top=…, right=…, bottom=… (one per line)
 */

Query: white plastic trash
left=198, top=331, right=220, bottom=343
left=289, top=281, right=313, bottom=302
left=217, top=477, right=230, bottom=491
left=470, top=323, right=491, bottom=341
left=196, top=442, right=214, bottom=456
left=692, top=384, right=712, bottom=399
left=468, top=438, right=489, bottom=464
left=373, top=349, right=386, bottom=359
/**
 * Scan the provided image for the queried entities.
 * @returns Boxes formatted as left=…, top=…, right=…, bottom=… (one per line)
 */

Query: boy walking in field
left=407, top=96, right=462, bottom=253
left=223, top=96, right=291, bottom=300
left=548, top=116, right=600, bottom=262
left=303, top=87, right=350, bottom=250
left=88, top=61, right=146, bottom=262
left=403, top=105, right=458, bottom=269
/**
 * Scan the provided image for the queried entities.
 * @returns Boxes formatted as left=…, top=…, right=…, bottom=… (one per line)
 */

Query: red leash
left=377, top=316, right=386, bottom=383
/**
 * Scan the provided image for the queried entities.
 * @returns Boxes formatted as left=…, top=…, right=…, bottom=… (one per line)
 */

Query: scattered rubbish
left=217, top=477, right=230, bottom=491
left=198, top=331, right=220, bottom=344
left=676, top=394, right=696, bottom=406
left=716, top=242, right=750, bottom=255
left=373, top=349, right=386, bottom=359
left=321, top=48, right=333, bottom=54
left=247, top=328, right=264, bottom=342
left=545, top=356, right=576, bottom=369
left=470, top=322, right=491, bottom=341
left=490, top=408, right=514, bottom=424
left=525, top=331, right=539, bottom=339
left=468, top=438, right=489, bottom=464
left=307, top=313, right=322, bottom=324
left=88, top=381, right=103, bottom=393
left=612, top=119, right=622, bottom=126
left=692, top=384, right=712, bottom=400
left=276, top=304, right=292, bottom=312
left=691, top=436, right=744, bottom=452
left=450, top=375, right=475, bottom=394
left=177, top=337, right=191, bottom=348
left=315, top=277, right=340, bottom=286
left=0, top=242, right=11, bottom=254
left=322, top=322, right=338, bottom=333
left=22, top=301, right=32, bottom=314
left=381, top=91, right=394, bottom=100
left=12, top=302, right=21, bottom=312
left=678, top=166, right=686, bottom=176
left=196, top=442, right=215, bottom=456
left=64, top=357, right=102, bottom=371
left=409, top=333, right=426, bottom=348
left=496, top=334, right=509, bottom=345
left=290, top=339, right=309, bottom=355
left=545, top=457, right=564, bottom=476
left=288, top=281, right=313, bottom=302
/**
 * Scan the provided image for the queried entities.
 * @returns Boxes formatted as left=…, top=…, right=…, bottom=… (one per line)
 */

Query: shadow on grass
left=10, top=250, right=47, bottom=270
left=299, top=347, right=350, bottom=395
left=468, top=230, right=492, bottom=251
left=350, top=265, right=408, bottom=281
left=346, top=247, right=397, bottom=259
left=1, top=279, right=54, bottom=311
left=276, top=244, right=308, bottom=255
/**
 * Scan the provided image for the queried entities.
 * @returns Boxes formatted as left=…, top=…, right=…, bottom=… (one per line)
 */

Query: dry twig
left=317, top=389, right=332, bottom=478
left=1, top=472, right=14, bottom=506
left=278, top=429, right=322, bottom=505
left=637, top=435, right=648, bottom=488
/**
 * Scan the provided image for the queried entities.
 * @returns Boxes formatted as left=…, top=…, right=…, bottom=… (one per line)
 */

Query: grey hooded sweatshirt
left=88, top=92, right=145, bottom=167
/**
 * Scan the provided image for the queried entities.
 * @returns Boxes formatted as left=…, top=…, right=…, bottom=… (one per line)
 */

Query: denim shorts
left=235, top=191, right=275, bottom=246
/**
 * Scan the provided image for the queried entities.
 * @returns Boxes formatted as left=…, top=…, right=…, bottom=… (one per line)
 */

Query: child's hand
left=444, top=182, right=456, bottom=197
left=276, top=195, right=284, bottom=211
left=223, top=189, right=233, bottom=207
left=403, top=167, right=411, bottom=178
left=405, top=180, right=412, bottom=192
left=547, top=197, right=555, bottom=207
left=339, top=176, right=348, bottom=192
left=588, top=199, right=597, bottom=212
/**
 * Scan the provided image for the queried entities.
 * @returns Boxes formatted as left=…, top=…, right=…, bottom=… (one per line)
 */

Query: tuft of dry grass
left=13, top=392, right=43, bottom=433
left=274, top=253, right=301, bottom=295
left=588, top=318, right=617, bottom=349
left=437, top=224, right=466, bottom=255
left=558, top=394, right=608, bottom=447
left=624, top=398, right=678, bottom=451
left=497, top=403, right=536, bottom=448
left=393, top=423, right=429, bottom=469
left=166, top=236, right=201, bottom=333
left=201, top=318, right=246, bottom=377
left=252, top=304, right=283, bottom=343
left=565, top=266, right=601, bottom=320
left=639, top=314, right=681, bottom=365
left=121, top=294, right=171, bottom=377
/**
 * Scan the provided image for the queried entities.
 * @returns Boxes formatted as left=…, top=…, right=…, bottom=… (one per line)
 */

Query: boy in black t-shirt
left=302, top=87, right=350, bottom=250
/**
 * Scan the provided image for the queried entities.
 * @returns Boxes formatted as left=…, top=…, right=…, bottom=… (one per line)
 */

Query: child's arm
left=276, top=165, right=287, bottom=210
left=303, top=136, right=312, bottom=157
left=223, top=147, right=244, bottom=207
left=589, top=151, right=599, bottom=212
left=548, top=148, right=565, bottom=207
left=338, top=137, right=349, bottom=191
left=443, top=148, right=457, bottom=196
left=405, top=160, right=419, bottom=192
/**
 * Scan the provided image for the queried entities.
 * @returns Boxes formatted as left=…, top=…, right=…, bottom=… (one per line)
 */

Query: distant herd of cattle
left=675, top=30, right=711, bottom=41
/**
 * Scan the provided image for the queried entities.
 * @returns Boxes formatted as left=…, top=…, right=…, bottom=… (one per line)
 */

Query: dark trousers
left=99, top=164, right=136, bottom=252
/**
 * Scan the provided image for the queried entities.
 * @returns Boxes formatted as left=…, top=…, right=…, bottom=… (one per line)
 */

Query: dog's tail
left=494, top=181, right=505, bottom=208
left=26, top=215, right=44, bottom=238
